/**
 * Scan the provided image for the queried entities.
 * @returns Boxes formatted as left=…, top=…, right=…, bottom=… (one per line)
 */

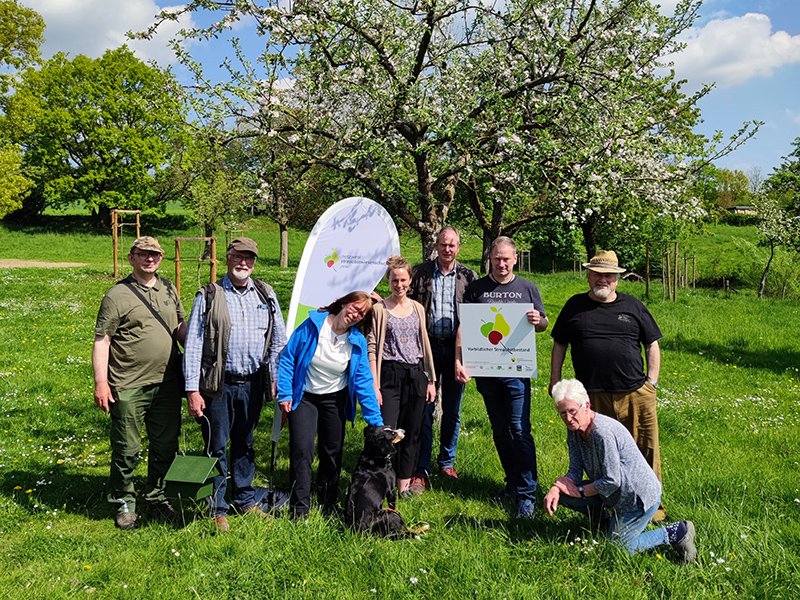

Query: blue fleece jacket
left=277, top=310, right=383, bottom=426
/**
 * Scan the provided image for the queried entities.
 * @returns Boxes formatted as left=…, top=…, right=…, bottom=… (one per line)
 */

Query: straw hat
left=582, top=250, right=626, bottom=274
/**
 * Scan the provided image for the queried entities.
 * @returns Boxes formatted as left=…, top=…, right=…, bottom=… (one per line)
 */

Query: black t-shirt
left=463, top=275, right=547, bottom=317
left=550, top=292, right=661, bottom=393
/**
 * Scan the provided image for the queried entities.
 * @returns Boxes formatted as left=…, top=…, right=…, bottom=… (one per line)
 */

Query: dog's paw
left=409, top=522, right=430, bottom=535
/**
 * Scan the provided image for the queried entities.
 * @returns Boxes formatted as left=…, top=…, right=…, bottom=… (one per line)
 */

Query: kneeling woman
left=545, top=379, right=696, bottom=562
left=278, top=292, right=383, bottom=519
left=368, top=256, right=436, bottom=496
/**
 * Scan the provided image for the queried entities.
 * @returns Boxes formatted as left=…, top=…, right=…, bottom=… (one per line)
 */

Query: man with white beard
left=548, top=250, right=666, bottom=521
left=184, top=237, right=287, bottom=531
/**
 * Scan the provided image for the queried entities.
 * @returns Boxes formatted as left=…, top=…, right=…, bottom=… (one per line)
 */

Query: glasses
left=558, top=406, right=584, bottom=419
left=132, top=251, right=162, bottom=260
left=229, top=253, right=256, bottom=265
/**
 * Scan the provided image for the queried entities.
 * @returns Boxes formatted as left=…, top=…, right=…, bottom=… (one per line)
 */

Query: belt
left=224, top=372, right=258, bottom=385
left=429, top=336, right=455, bottom=345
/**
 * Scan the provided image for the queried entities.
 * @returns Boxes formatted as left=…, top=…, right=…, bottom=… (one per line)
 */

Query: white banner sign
left=460, top=304, right=537, bottom=378
left=286, top=196, right=400, bottom=335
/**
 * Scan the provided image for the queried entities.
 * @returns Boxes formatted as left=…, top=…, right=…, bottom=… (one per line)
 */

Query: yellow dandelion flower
left=57, top=460, right=63, bottom=464
left=14, top=485, right=22, bottom=490
left=25, top=489, right=32, bottom=494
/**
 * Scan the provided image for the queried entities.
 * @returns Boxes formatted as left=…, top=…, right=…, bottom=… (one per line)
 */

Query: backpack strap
left=252, top=279, right=276, bottom=354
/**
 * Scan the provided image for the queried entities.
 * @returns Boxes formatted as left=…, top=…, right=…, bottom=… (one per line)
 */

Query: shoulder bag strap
left=119, top=281, right=174, bottom=339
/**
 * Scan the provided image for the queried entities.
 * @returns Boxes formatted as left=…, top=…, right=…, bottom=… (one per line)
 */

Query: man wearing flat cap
left=549, top=250, right=665, bottom=521
left=184, top=237, right=287, bottom=531
left=93, top=236, right=186, bottom=529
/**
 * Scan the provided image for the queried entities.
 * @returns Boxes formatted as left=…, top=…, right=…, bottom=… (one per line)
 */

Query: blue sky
left=24, top=0, right=800, bottom=180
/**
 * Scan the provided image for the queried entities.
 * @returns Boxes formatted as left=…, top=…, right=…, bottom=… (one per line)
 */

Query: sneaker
left=148, top=503, right=177, bottom=524
left=440, top=466, right=459, bottom=479
left=243, top=504, right=270, bottom=518
left=515, top=498, right=535, bottom=519
left=115, top=511, right=136, bottom=530
left=214, top=515, right=230, bottom=532
left=408, top=476, right=427, bottom=495
left=671, top=521, right=697, bottom=564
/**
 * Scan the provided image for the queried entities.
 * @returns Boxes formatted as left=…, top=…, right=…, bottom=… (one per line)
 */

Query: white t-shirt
left=304, top=317, right=352, bottom=394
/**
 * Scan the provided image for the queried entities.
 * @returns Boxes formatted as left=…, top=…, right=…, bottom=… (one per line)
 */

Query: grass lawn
left=1, top=216, right=799, bottom=598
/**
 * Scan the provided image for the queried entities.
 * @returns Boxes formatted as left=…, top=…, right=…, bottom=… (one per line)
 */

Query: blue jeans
left=199, top=378, right=263, bottom=516
left=560, top=493, right=668, bottom=555
left=417, top=341, right=464, bottom=476
left=475, top=377, right=537, bottom=501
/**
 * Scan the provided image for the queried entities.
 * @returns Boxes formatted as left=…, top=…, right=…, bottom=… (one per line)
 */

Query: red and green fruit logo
left=480, top=307, right=511, bottom=345
left=324, top=248, right=339, bottom=271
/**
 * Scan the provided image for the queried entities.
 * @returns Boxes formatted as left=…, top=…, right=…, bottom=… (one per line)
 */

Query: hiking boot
left=115, top=511, right=136, bottom=530
left=408, top=476, right=427, bottom=495
left=671, top=521, right=697, bottom=564
left=243, top=504, right=270, bottom=518
left=148, top=503, right=178, bottom=524
left=214, top=515, right=230, bottom=532
left=515, top=498, right=535, bottom=519
left=440, top=466, right=459, bottom=479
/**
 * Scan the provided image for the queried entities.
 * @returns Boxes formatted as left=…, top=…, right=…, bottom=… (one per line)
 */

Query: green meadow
left=1, top=216, right=799, bottom=598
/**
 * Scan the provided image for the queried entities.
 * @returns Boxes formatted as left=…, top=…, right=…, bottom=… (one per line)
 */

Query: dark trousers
left=417, top=340, right=465, bottom=476
left=288, top=389, right=348, bottom=517
left=380, top=360, right=427, bottom=479
left=107, top=379, right=181, bottom=514
left=475, top=377, right=538, bottom=501
left=199, top=377, right=263, bottom=516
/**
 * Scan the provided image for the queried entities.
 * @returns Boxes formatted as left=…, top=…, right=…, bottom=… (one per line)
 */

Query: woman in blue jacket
left=278, top=291, right=383, bottom=519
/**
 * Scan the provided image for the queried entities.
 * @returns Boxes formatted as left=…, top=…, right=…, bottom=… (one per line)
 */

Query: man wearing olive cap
left=549, top=250, right=665, bottom=521
left=92, top=236, right=186, bottom=529
left=184, top=237, right=287, bottom=531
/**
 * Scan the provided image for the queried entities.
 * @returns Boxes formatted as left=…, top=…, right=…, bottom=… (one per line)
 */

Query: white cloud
left=26, top=1, right=195, bottom=66
left=665, top=12, right=800, bottom=91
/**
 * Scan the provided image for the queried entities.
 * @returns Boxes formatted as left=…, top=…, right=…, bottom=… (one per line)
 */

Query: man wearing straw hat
left=549, top=250, right=666, bottom=521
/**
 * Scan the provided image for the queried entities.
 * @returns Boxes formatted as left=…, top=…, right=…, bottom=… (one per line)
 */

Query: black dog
left=345, top=426, right=426, bottom=539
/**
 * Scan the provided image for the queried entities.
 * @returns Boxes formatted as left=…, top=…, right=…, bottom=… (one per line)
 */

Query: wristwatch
left=578, top=486, right=585, bottom=498
left=647, top=379, right=658, bottom=388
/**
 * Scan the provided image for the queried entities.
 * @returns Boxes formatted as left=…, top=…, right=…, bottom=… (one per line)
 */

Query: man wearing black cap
left=549, top=250, right=665, bottom=520
left=184, top=237, right=287, bottom=531
left=93, top=236, right=186, bottom=530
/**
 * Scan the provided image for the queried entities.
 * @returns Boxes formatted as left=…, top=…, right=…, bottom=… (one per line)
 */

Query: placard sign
left=459, top=304, right=538, bottom=378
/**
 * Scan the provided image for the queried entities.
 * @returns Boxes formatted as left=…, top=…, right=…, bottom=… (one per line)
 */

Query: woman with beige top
left=368, top=256, right=436, bottom=496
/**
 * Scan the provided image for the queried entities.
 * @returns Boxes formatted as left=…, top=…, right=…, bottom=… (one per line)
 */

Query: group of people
left=91, top=229, right=696, bottom=563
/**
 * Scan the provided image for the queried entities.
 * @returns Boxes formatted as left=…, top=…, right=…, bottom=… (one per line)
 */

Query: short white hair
left=551, top=379, right=590, bottom=409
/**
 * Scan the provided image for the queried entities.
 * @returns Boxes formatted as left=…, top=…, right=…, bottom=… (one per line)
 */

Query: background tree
left=146, top=0, right=756, bottom=262
left=2, top=46, right=186, bottom=224
left=0, top=144, right=31, bottom=218
left=0, top=0, right=45, bottom=94
left=0, top=1, right=43, bottom=219
left=764, top=137, right=800, bottom=213
left=752, top=192, right=800, bottom=299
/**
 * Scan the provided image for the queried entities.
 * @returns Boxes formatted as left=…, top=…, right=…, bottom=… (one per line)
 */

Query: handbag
left=120, top=280, right=186, bottom=396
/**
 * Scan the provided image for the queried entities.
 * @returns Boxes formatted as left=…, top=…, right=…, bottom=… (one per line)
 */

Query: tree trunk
left=757, top=241, right=775, bottom=299
left=202, top=224, right=214, bottom=261
left=92, top=204, right=112, bottom=229
left=580, top=217, right=598, bottom=261
left=420, top=227, right=438, bottom=261
left=279, top=222, right=289, bottom=268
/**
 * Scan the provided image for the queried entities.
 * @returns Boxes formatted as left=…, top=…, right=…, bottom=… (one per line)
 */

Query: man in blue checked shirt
left=184, top=237, right=287, bottom=532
